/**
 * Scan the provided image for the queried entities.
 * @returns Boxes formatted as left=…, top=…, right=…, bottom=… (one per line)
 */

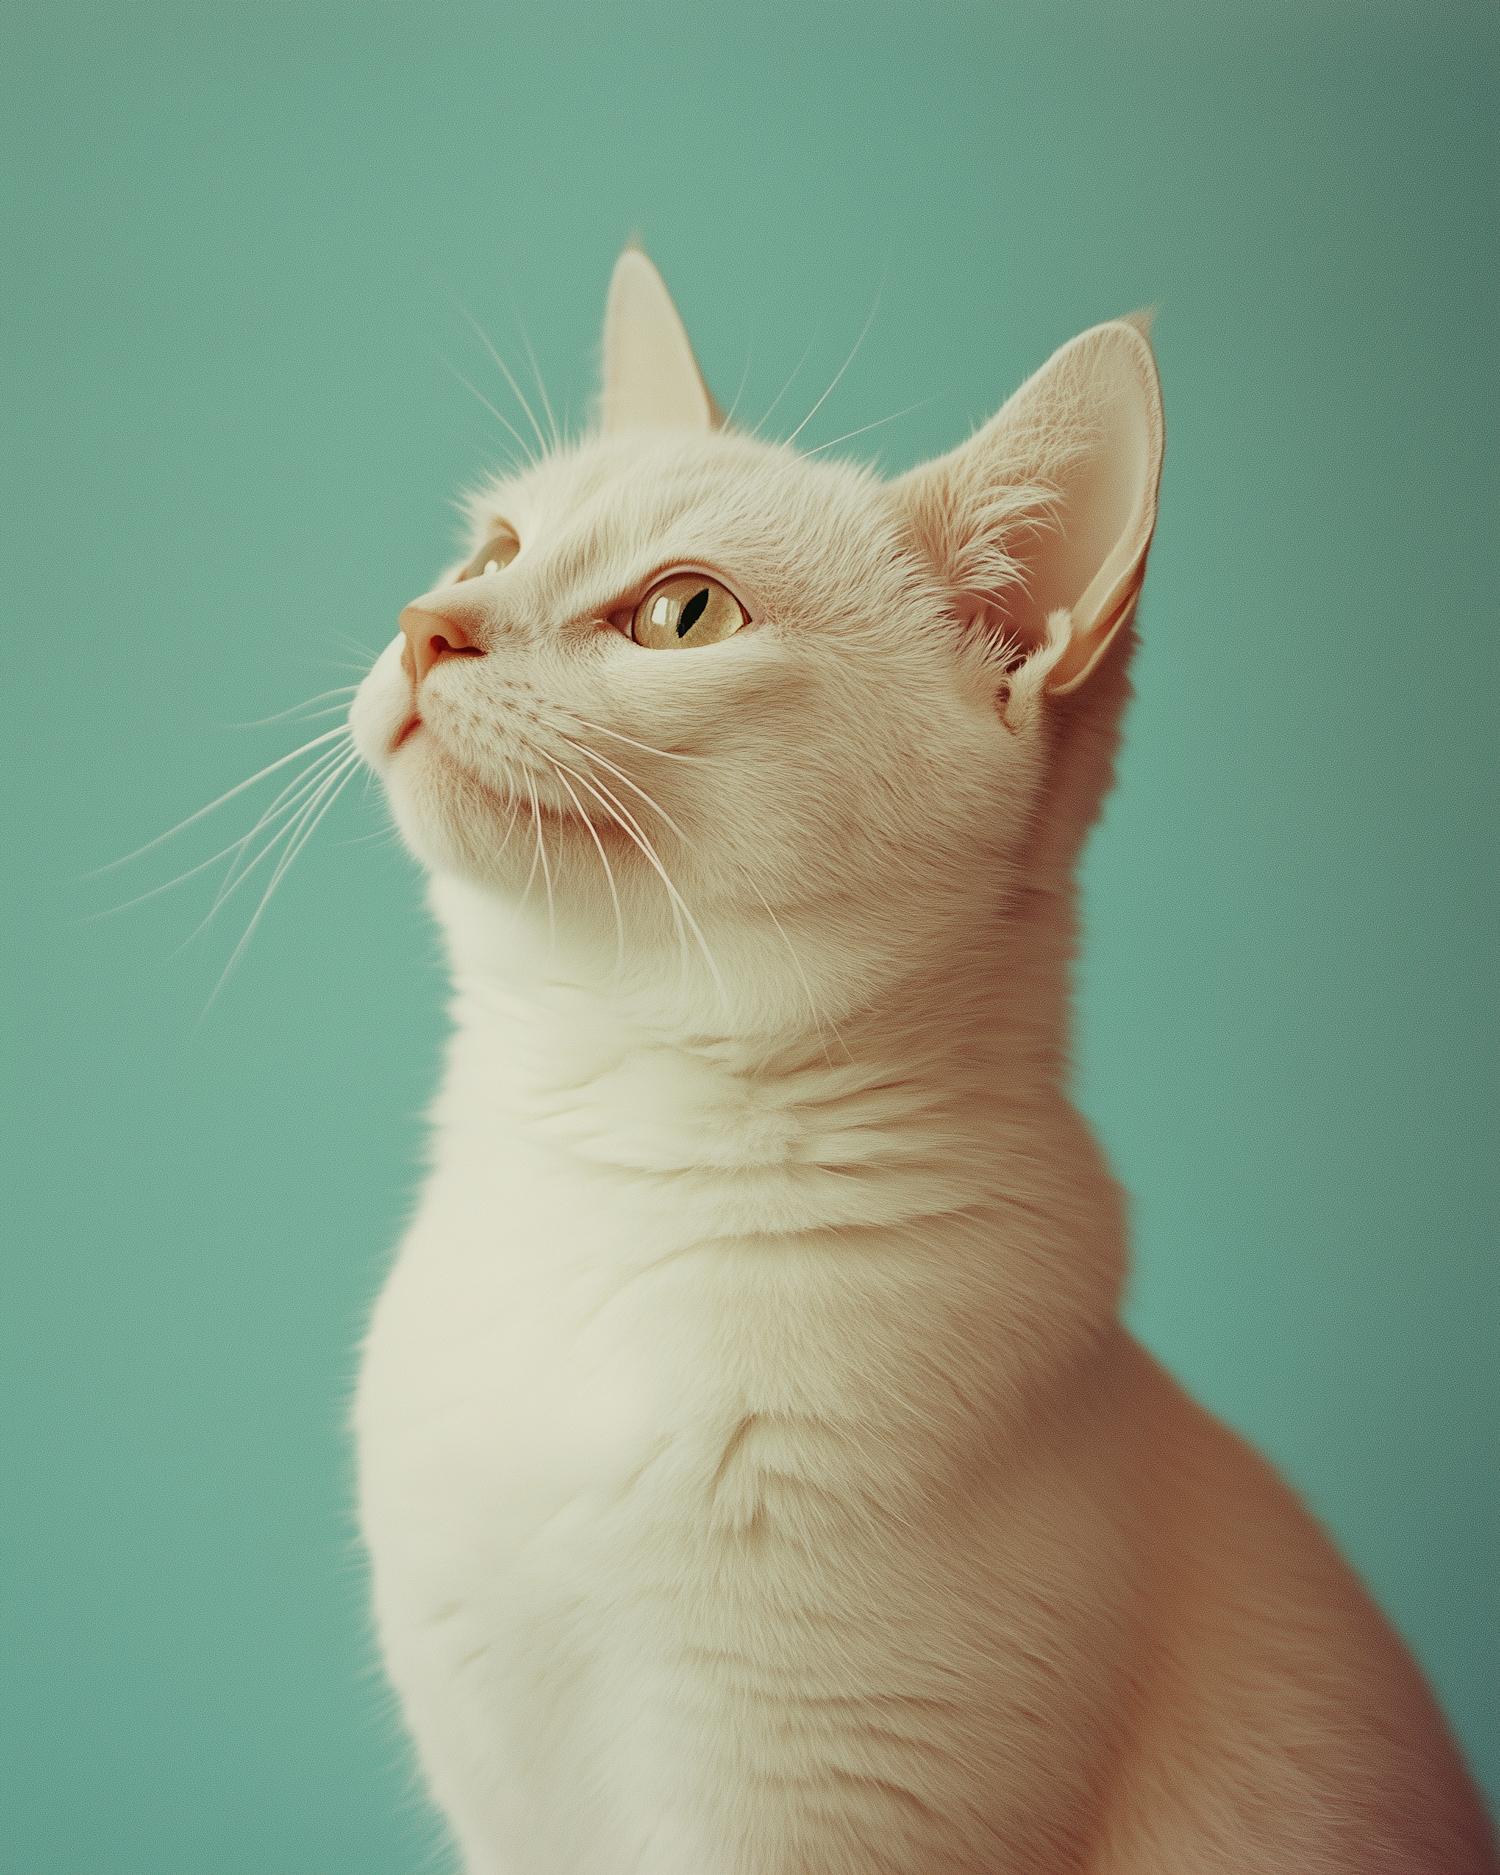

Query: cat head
left=350, top=250, right=1162, bottom=1038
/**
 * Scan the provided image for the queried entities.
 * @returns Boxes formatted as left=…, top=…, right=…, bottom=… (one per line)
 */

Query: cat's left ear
left=602, top=247, right=724, bottom=435
left=896, top=315, right=1163, bottom=695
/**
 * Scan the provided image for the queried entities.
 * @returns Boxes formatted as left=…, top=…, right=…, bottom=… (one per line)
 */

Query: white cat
left=350, top=250, right=1495, bottom=1874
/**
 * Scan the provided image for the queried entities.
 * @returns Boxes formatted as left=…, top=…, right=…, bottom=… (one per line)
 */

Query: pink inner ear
left=1006, top=332, right=1158, bottom=658
left=892, top=317, right=1162, bottom=694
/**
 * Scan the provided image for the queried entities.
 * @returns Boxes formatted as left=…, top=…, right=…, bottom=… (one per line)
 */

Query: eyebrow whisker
left=455, top=300, right=551, bottom=458
left=513, top=306, right=561, bottom=452
left=748, top=331, right=820, bottom=441
left=441, top=357, right=538, bottom=468
left=801, top=398, right=937, bottom=459
left=784, top=272, right=886, bottom=450
left=722, top=324, right=756, bottom=429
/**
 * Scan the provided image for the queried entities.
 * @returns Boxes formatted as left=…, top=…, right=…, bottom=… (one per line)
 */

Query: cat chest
left=359, top=1231, right=884, bottom=1548
left=353, top=1165, right=998, bottom=1597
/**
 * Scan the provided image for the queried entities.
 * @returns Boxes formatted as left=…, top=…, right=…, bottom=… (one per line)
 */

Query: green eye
left=458, top=528, right=520, bottom=580
left=632, top=573, right=747, bottom=650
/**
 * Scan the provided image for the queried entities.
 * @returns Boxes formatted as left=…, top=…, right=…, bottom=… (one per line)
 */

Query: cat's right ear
left=602, top=248, right=724, bottom=435
left=895, top=316, right=1163, bottom=698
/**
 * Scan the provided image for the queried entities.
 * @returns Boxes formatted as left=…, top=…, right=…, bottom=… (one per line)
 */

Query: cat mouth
left=392, top=713, right=422, bottom=751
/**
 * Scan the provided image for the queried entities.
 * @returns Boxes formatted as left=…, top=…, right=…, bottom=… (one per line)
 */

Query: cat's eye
left=458, top=528, right=521, bottom=580
left=631, top=574, right=747, bottom=650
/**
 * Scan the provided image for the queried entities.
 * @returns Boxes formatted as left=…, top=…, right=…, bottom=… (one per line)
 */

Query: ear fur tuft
left=1120, top=305, right=1159, bottom=340
left=896, top=317, right=1164, bottom=701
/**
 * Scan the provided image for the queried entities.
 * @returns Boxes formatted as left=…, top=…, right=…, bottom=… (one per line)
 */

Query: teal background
left=2, top=2, right=1495, bottom=1867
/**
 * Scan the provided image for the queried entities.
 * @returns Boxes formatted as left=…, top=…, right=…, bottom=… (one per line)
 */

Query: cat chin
left=380, top=754, right=523, bottom=879
left=380, top=741, right=643, bottom=909
left=350, top=652, right=534, bottom=867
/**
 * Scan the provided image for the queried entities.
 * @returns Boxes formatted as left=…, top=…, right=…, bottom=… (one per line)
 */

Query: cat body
left=351, top=253, right=1494, bottom=1873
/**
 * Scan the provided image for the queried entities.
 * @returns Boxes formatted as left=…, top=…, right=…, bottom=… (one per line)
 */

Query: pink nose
left=400, top=604, right=485, bottom=686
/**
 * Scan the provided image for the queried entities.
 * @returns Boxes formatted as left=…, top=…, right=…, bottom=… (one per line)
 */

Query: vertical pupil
left=677, top=587, right=711, bottom=637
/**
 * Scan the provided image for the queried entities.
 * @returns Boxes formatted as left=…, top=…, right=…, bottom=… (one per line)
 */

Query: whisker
left=455, top=301, right=550, bottom=457
left=92, top=741, right=355, bottom=921
left=800, top=398, right=937, bottom=459
left=566, top=718, right=711, bottom=767
left=513, top=791, right=544, bottom=918
left=545, top=758, right=624, bottom=976
left=208, top=735, right=358, bottom=867
left=179, top=752, right=356, bottom=965
left=441, top=357, right=538, bottom=468
left=490, top=762, right=526, bottom=867
left=557, top=736, right=691, bottom=843
left=783, top=275, right=885, bottom=449
left=550, top=761, right=689, bottom=977
left=222, top=687, right=359, bottom=729
left=512, top=307, right=561, bottom=451
left=220, top=701, right=353, bottom=729
left=197, top=745, right=359, bottom=927
left=336, top=827, right=406, bottom=849
left=94, top=832, right=290, bottom=924
left=95, top=725, right=354, bottom=874
left=330, top=629, right=381, bottom=663
left=181, top=749, right=361, bottom=948
left=722, top=328, right=756, bottom=428
left=551, top=759, right=724, bottom=1002
left=523, top=770, right=556, bottom=950
left=201, top=754, right=361, bottom=1011
left=749, top=332, right=820, bottom=440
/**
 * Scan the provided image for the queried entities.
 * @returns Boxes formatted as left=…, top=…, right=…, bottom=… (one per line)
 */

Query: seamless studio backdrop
left=1, top=4, right=1495, bottom=1870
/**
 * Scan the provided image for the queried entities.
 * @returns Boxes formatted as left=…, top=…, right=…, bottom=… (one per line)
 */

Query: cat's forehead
left=470, top=432, right=881, bottom=598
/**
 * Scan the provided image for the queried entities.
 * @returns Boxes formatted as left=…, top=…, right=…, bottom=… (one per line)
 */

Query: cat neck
left=418, top=867, right=1126, bottom=1369
left=427, top=863, right=1093, bottom=1183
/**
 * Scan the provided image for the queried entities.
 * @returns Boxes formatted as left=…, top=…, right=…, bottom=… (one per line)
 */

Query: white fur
left=350, top=257, right=1495, bottom=1873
